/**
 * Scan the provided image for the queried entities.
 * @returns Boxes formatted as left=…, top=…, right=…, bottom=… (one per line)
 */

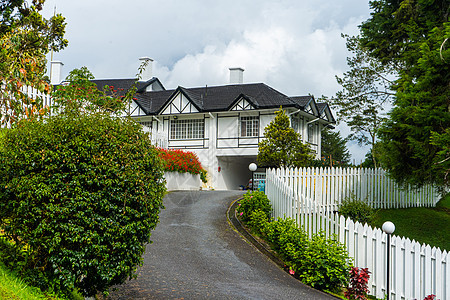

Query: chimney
left=229, top=67, right=244, bottom=84
left=139, top=57, right=154, bottom=82
left=50, top=61, right=64, bottom=85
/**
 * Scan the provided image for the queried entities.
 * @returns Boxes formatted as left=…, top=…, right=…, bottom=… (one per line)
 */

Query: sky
left=41, top=0, right=373, bottom=163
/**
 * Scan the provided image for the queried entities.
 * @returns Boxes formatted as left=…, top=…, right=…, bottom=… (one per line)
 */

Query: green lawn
left=0, top=261, right=52, bottom=300
left=370, top=193, right=450, bottom=251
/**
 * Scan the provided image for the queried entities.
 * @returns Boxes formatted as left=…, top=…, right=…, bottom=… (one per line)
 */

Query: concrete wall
left=164, top=172, right=202, bottom=191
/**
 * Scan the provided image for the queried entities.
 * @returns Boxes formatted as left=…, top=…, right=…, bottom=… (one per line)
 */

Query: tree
left=359, top=0, right=450, bottom=188
left=320, top=128, right=351, bottom=167
left=0, top=113, right=166, bottom=297
left=51, top=67, right=129, bottom=115
left=257, top=108, right=314, bottom=168
left=0, top=0, right=67, bottom=126
left=329, top=35, right=396, bottom=168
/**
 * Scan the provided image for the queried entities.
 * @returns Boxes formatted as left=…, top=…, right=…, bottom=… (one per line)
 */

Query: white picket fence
left=274, top=167, right=439, bottom=212
left=265, top=167, right=449, bottom=300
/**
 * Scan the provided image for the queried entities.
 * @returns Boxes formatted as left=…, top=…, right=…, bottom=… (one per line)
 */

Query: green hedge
left=238, top=192, right=351, bottom=293
left=0, top=114, right=166, bottom=297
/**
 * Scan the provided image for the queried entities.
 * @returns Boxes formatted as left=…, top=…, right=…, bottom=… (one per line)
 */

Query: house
left=53, top=58, right=336, bottom=190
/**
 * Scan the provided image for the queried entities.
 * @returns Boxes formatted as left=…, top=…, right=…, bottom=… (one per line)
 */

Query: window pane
left=170, top=119, right=204, bottom=140
left=240, top=116, right=259, bottom=137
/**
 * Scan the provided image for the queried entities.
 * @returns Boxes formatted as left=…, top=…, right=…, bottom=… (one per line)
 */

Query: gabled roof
left=135, top=83, right=300, bottom=114
left=89, top=78, right=334, bottom=123
left=91, top=77, right=165, bottom=94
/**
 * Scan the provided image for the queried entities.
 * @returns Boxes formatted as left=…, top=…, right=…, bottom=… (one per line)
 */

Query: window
left=240, top=116, right=259, bottom=137
left=170, top=119, right=204, bottom=140
left=291, top=115, right=299, bottom=132
left=308, top=123, right=314, bottom=143
left=138, top=121, right=152, bottom=129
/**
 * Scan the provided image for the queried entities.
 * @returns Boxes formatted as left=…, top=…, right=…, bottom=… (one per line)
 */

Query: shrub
left=0, top=113, right=166, bottom=297
left=297, top=232, right=352, bottom=292
left=236, top=191, right=272, bottom=222
left=339, top=194, right=375, bottom=224
left=262, top=218, right=351, bottom=293
left=247, top=210, right=270, bottom=235
left=345, top=267, right=371, bottom=300
left=158, top=148, right=208, bottom=183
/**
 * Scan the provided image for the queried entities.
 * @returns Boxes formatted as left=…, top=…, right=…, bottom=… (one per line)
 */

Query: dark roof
left=317, top=102, right=327, bottom=114
left=290, top=96, right=313, bottom=108
left=91, top=77, right=164, bottom=95
left=89, top=78, right=333, bottom=122
left=135, top=83, right=301, bottom=114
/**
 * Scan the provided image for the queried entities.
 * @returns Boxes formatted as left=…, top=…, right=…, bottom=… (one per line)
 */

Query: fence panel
left=265, top=167, right=448, bottom=300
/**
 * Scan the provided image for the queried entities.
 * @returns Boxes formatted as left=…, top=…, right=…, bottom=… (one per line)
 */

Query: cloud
left=41, top=0, right=371, bottom=162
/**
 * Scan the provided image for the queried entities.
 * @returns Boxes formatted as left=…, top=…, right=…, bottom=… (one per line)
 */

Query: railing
left=265, top=167, right=448, bottom=300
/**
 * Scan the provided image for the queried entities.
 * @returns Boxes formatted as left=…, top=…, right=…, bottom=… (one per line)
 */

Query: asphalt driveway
left=107, top=191, right=334, bottom=299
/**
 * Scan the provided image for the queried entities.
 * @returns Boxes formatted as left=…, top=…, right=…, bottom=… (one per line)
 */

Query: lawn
left=370, top=193, right=450, bottom=251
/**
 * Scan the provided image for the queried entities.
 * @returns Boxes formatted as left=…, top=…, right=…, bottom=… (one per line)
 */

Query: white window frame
left=240, top=116, right=259, bottom=137
left=138, top=121, right=152, bottom=129
left=308, top=123, right=315, bottom=144
left=170, top=119, right=204, bottom=140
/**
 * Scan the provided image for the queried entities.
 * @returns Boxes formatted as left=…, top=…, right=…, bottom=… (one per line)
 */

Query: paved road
left=108, top=191, right=334, bottom=299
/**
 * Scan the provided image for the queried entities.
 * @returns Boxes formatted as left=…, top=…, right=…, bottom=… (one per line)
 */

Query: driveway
left=108, top=191, right=334, bottom=299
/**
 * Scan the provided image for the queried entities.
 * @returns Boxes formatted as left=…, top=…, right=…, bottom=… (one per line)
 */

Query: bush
left=339, top=194, right=375, bottom=224
left=0, top=114, right=166, bottom=297
left=158, top=148, right=208, bottom=183
left=236, top=191, right=272, bottom=222
left=297, top=232, right=351, bottom=292
left=345, top=267, right=370, bottom=300
left=262, top=218, right=350, bottom=293
left=247, top=210, right=270, bottom=235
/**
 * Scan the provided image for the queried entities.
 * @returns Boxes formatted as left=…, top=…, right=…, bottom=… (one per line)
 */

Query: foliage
left=314, top=128, right=351, bottom=167
left=247, top=215, right=351, bottom=293
left=257, top=108, right=314, bottom=168
left=0, top=113, right=166, bottom=297
left=339, top=194, right=375, bottom=225
left=329, top=35, right=395, bottom=168
left=51, top=67, right=135, bottom=116
left=236, top=190, right=272, bottom=222
left=247, top=210, right=270, bottom=236
left=0, top=0, right=67, bottom=126
left=358, top=1, right=450, bottom=188
left=298, top=232, right=351, bottom=292
left=158, top=148, right=208, bottom=183
left=345, top=267, right=371, bottom=300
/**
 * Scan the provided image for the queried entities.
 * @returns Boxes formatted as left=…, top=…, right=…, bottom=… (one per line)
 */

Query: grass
left=0, top=261, right=53, bottom=300
left=0, top=235, right=84, bottom=300
left=370, top=193, right=450, bottom=251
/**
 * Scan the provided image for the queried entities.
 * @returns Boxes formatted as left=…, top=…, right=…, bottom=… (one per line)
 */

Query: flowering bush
left=158, top=148, right=207, bottom=183
left=236, top=191, right=272, bottom=222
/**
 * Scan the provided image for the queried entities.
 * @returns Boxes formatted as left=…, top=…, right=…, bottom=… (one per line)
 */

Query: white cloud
left=41, top=0, right=371, bottom=162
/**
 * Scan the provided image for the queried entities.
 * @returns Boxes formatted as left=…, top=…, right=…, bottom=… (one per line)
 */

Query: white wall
left=164, top=172, right=202, bottom=190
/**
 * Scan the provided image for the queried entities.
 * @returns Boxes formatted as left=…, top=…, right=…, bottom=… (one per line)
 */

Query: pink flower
left=240, top=212, right=243, bottom=216
left=289, top=269, right=295, bottom=275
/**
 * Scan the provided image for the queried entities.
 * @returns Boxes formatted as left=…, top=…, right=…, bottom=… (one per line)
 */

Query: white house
left=60, top=58, right=336, bottom=190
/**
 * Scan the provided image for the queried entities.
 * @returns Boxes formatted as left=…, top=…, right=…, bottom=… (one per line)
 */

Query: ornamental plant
left=245, top=214, right=351, bottom=293
left=339, top=194, right=375, bottom=225
left=158, top=148, right=207, bottom=183
left=0, top=113, right=166, bottom=297
left=345, top=267, right=371, bottom=300
left=236, top=190, right=272, bottom=222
